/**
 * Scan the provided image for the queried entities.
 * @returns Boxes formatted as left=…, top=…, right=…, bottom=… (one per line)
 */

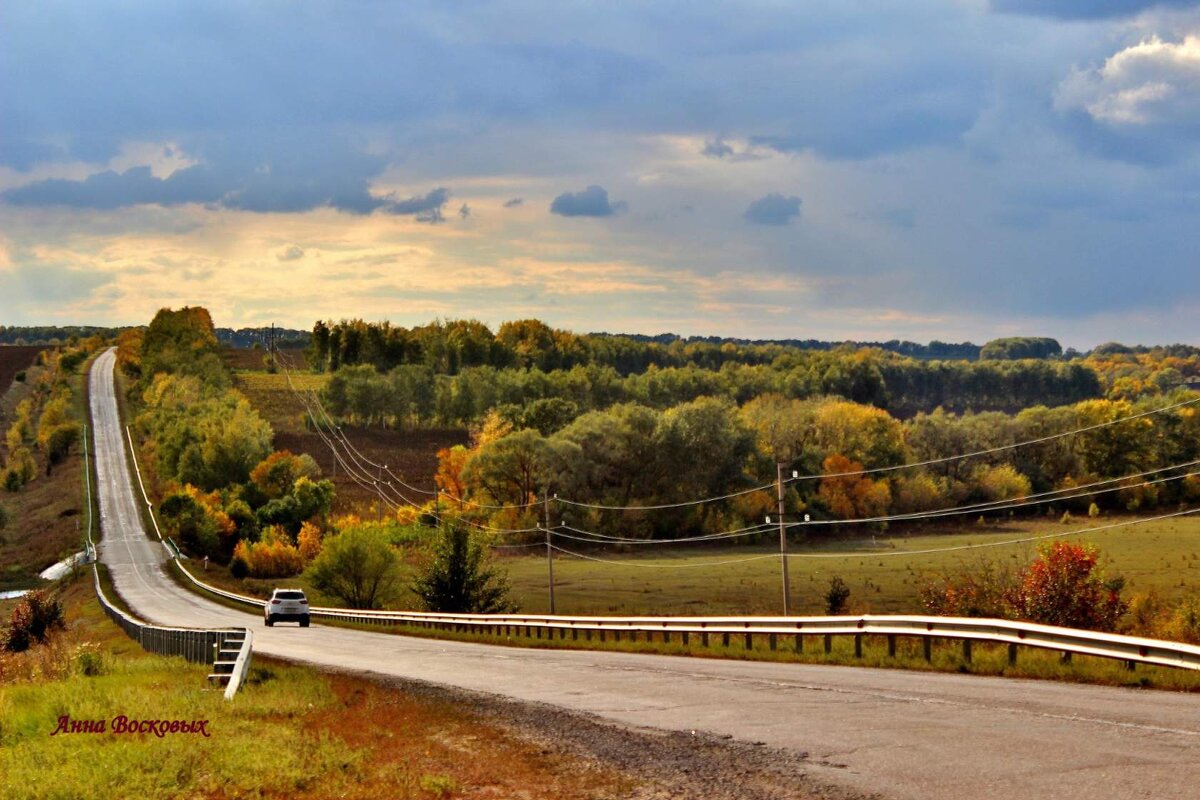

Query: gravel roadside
left=345, top=667, right=881, bottom=800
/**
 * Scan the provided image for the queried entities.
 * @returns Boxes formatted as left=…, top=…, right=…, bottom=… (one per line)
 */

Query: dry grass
left=0, top=354, right=90, bottom=592
left=2, top=570, right=637, bottom=800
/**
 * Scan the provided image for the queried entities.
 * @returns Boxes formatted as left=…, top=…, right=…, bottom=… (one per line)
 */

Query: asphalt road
left=92, top=349, right=1200, bottom=800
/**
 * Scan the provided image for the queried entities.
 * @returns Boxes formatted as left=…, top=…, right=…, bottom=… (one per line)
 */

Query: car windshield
left=276, top=591, right=306, bottom=600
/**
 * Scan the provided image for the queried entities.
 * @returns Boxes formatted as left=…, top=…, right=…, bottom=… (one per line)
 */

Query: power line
left=546, top=506, right=1200, bottom=569
left=555, top=394, right=1200, bottom=511
left=548, top=460, right=1200, bottom=544
left=276, top=342, right=1200, bottom=518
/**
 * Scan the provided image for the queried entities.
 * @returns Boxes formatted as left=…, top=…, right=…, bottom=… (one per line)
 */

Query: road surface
left=92, top=349, right=1200, bottom=800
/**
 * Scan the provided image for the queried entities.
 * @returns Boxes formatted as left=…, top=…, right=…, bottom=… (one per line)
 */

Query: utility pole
left=777, top=462, right=790, bottom=616
left=543, top=488, right=555, bottom=614
left=377, top=463, right=385, bottom=523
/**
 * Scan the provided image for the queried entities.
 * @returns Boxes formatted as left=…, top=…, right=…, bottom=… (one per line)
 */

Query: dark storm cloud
left=385, top=187, right=450, bottom=221
left=550, top=185, right=625, bottom=217
left=744, top=193, right=802, bottom=226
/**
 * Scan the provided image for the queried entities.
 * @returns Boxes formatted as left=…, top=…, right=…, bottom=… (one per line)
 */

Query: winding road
left=92, top=349, right=1200, bottom=800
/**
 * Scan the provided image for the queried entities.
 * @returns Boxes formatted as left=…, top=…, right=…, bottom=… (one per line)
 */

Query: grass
left=0, top=353, right=95, bottom=592
left=1, top=571, right=637, bottom=800
left=187, top=514, right=1200, bottom=617
left=500, top=515, right=1200, bottom=616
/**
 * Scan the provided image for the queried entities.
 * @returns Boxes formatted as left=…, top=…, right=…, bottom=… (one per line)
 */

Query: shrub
left=230, top=555, right=249, bottom=579
left=1006, top=541, right=1125, bottom=631
left=310, top=524, right=404, bottom=609
left=3, top=591, right=66, bottom=652
left=44, top=422, right=81, bottom=468
left=825, top=576, right=851, bottom=615
left=3, top=446, right=36, bottom=491
left=298, top=521, right=323, bottom=564
left=14, top=370, right=25, bottom=383
left=917, top=558, right=1017, bottom=618
left=72, top=642, right=107, bottom=676
left=412, top=524, right=516, bottom=614
left=1088, top=502, right=1101, bottom=518
left=231, top=531, right=304, bottom=578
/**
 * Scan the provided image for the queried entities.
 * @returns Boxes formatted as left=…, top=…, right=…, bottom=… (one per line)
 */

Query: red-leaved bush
left=1006, top=542, right=1126, bottom=632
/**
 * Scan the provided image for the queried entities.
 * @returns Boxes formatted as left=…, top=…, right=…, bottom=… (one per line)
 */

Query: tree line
left=421, top=391, right=1200, bottom=541
left=122, top=308, right=335, bottom=574
left=317, top=356, right=1103, bottom=432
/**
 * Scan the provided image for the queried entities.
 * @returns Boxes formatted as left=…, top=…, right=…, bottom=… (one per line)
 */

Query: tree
left=308, top=524, right=404, bottom=609
left=412, top=524, right=517, bottom=613
left=1007, top=542, right=1125, bottom=631
left=739, top=393, right=814, bottom=466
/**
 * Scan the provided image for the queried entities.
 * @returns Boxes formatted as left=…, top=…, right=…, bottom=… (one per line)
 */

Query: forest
left=295, top=319, right=1200, bottom=542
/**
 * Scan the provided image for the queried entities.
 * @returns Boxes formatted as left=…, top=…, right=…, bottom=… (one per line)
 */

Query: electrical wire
left=555, top=395, right=1200, bottom=511
left=545, top=506, right=1200, bottom=568
left=275, top=343, right=1200, bottom=519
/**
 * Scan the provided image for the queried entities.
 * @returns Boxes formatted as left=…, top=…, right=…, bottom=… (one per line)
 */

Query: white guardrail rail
left=174, top=559, right=1200, bottom=672
left=93, top=564, right=253, bottom=699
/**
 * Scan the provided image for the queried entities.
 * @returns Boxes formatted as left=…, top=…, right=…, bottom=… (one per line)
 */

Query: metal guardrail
left=92, top=565, right=254, bottom=699
left=173, top=560, right=1200, bottom=672
left=86, top=416, right=254, bottom=699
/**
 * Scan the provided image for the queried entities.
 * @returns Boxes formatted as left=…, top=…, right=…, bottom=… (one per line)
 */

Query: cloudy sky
left=3, top=1, right=1200, bottom=347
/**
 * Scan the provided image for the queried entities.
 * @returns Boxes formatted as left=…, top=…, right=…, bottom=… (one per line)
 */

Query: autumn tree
left=1007, top=542, right=1125, bottom=631
left=309, top=524, right=404, bottom=609
left=412, top=524, right=517, bottom=613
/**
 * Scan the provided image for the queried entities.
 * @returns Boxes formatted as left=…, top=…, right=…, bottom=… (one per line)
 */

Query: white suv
left=265, top=589, right=310, bottom=627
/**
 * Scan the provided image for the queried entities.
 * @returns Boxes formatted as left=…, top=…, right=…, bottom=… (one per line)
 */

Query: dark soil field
left=275, top=427, right=469, bottom=515
left=222, top=345, right=310, bottom=372
left=0, top=345, right=46, bottom=391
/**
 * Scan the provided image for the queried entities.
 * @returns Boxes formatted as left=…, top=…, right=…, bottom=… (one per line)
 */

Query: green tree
left=412, top=524, right=517, bottom=613
left=308, top=525, right=404, bottom=609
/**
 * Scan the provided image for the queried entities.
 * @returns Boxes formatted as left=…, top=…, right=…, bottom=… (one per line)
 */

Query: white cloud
left=1057, top=34, right=1200, bottom=125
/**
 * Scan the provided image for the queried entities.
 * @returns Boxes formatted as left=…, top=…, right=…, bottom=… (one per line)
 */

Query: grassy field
left=1, top=572, right=636, bottom=800
left=501, top=515, right=1200, bottom=616
left=187, top=515, right=1200, bottom=617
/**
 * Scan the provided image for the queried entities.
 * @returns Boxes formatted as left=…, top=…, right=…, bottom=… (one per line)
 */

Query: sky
left=2, top=1, right=1200, bottom=348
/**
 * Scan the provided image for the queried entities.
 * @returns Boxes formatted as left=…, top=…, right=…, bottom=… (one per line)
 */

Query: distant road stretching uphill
left=91, top=349, right=1200, bottom=800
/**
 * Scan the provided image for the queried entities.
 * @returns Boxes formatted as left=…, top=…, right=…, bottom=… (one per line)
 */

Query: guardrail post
left=681, top=631, right=689, bottom=647
left=663, top=630, right=671, bottom=644
left=794, top=634, right=803, bottom=654
left=744, top=633, right=752, bottom=650
left=854, top=634, right=862, bottom=658
left=599, top=629, right=606, bottom=643
left=585, top=629, right=592, bottom=641
left=962, top=639, right=972, bottom=663
left=923, top=637, right=932, bottom=662
left=1008, top=643, right=1018, bottom=667
left=824, top=634, right=832, bottom=654
left=572, top=628, right=578, bottom=641
left=1060, top=652, right=1072, bottom=665
left=769, top=633, right=777, bottom=652
left=722, top=632, right=730, bottom=648
left=702, top=631, right=710, bottom=647
left=887, top=635, right=896, bottom=658
left=1126, top=660, right=1136, bottom=672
